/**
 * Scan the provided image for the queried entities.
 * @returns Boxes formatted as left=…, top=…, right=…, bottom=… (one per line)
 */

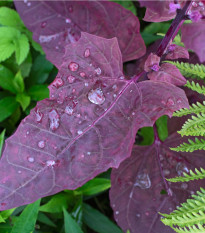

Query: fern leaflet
left=171, top=138, right=205, bottom=152
left=185, top=81, right=205, bottom=95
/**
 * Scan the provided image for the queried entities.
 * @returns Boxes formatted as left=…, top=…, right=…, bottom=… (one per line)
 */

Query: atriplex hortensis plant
left=1, top=1, right=205, bottom=233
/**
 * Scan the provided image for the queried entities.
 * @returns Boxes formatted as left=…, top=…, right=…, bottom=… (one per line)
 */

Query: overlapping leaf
left=110, top=133, right=205, bottom=233
left=181, top=22, right=205, bottom=63
left=14, top=0, right=146, bottom=67
left=0, top=32, right=188, bottom=210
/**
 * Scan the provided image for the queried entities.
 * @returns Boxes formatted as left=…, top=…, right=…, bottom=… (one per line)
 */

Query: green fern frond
left=164, top=61, right=205, bottom=80
left=171, top=138, right=205, bottom=152
left=173, top=101, right=205, bottom=117
left=161, top=188, right=205, bottom=229
left=171, top=224, right=205, bottom=233
left=167, top=168, right=205, bottom=182
left=185, top=81, right=205, bottom=95
left=178, top=113, right=205, bottom=136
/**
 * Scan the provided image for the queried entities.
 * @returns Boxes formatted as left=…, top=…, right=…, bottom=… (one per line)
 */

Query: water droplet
left=49, top=109, right=60, bottom=131
left=27, top=2, right=31, bottom=7
left=84, top=48, right=90, bottom=57
left=87, top=152, right=91, bottom=155
left=35, top=109, right=44, bottom=123
left=167, top=97, right=175, bottom=107
left=38, top=140, right=45, bottom=149
left=77, top=130, right=83, bottom=135
left=176, top=162, right=189, bottom=176
left=28, top=157, right=34, bottom=163
left=113, top=94, right=117, bottom=98
left=190, top=190, right=195, bottom=195
left=80, top=72, right=86, bottom=77
left=72, top=88, right=76, bottom=93
left=163, top=169, right=170, bottom=176
left=65, top=18, right=71, bottom=23
left=95, top=67, right=101, bottom=75
left=18, top=170, right=22, bottom=174
left=177, top=98, right=182, bottom=104
left=67, top=75, right=75, bottom=83
left=81, top=154, right=85, bottom=158
left=115, top=211, right=119, bottom=215
left=85, top=82, right=88, bottom=87
left=88, top=88, right=105, bottom=105
left=112, top=84, right=117, bottom=90
left=68, top=5, right=73, bottom=13
left=24, top=0, right=27, bottom=3
left=192, top=2, right=198, bottom=7
left=52, top=77, right=64, bottom=88
left=136, top=214, right=141, bottom=218
left=65, top=106, right=73, bottom=115
left=26, top=131, right=29, bottom=135
left=46, top=160, right=56, bottom=166
left=130, top=89, right=133, bottom=93
left=68, top=62, right=79, bottom=72
left=56, top=46, right=59, bottom=50
left=132, top=112, right=135, bottom=116
left=134, top=172, right=151, bottom=189
left=181, top=183, right=188, bottom=190
left=41, top=21, right=47, bottom=28
left=119, top=76, right=125, bottom=80
left=145, top=211, right=150, bottom=216
left=129, top=191, right=133, bottom=198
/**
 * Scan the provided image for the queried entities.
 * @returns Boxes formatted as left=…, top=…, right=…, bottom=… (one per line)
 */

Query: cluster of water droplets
left=23, top=0, right=31, bottom=7
left=134, top=172, right=151, bottom=189
left=188, top=1, right=205, bottom=22
left=49, top=109, right=60, bottom=131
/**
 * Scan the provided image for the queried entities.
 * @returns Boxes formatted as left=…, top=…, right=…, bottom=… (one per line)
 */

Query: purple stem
left=153, top=124, right=172, bottom=196
left=156, top=1, right=192, bottom=57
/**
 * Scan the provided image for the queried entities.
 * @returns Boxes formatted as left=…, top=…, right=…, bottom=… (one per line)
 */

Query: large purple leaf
left=181, top=21, right=205, bottom=63
left=110, top=133, right=205, bottom=233
left=0, top=33, right=188, bottom=210
left=139, top=0, right=177, bottom=22
left=14, top=0, right=146, bottom=67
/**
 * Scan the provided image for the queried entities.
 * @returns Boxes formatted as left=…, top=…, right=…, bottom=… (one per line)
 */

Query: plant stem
left=156, top=1, right=192, bottom=57
left=153, top=124, right=172, bottom=196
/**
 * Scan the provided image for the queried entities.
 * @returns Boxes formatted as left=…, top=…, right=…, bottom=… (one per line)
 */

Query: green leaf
left=37, top=212, right=56, bottom=228
left=39, top=193, right=72, bottom=213
left=0, top=96, right=19, bottom=122
left=63, top=208, right=83, bottom=233
left=27, top=85, right=49, bottom=101
left=141, top=32, right=162, bottom=46
left=0, top=7, right=24, bottom=28
left=111, top=1, right=136, bottom=15
left=83, top=204, right=123, bottom=233
left=16, top=93, right=30, bottom=111
left=156, top=115, right=168, bottom=141
left=13, top=71, right=24, bottom=93
left=14, top=34, right=29, bottom=65
left=27, top=55, right=53, bottom=87
left=71, top=196, right=83, bottom=227
left=0, top=129, right=5, bottom=158
left=0, top=64, right=16, bottom=93
left=0, top=208, right=15, bottom=223
left=75, top=178, right=111, bottom=196
left=11, top=199, right=40, bottom=233
left=138, top=127, right=154, bottom=145
left=144, top=22, right=170, bottom=35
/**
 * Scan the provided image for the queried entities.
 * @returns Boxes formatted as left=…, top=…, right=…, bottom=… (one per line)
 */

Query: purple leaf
left=14, top=0, right=146, bottom=67
left=144, top=53, right=160, bottom=72
left=147, top=63, right=187, bottom=86
left=181, top=22, right=205, bottom=63
left=110, top=133, right=205, bottom=233
left=139, top=0, right=177, bottom=22
left=0, top=33, right=188, bottom=210
left=165, top=44, right=189, bottom=60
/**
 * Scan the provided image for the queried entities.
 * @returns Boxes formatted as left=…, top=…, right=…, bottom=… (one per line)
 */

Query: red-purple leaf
left=144, top=53, right=160, bottom=72
left=181, top=21, right=205, bottom=63
left=165, top=44, right=189, bottom=60
left=110, top=133, right=205, bottom=233
left=139, top=0, right=177, bottom=22
left=14, top=0, right=146, bottom=67
left=148, top=63, right=187, bottom=86
left=0, top=33, right=188, bottom=210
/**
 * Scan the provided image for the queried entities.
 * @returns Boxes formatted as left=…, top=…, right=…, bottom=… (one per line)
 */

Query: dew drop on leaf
left=49, top=109, right=60, bottom=131
left=65, top=18, right=71, bottom=23
left=166, top=97, right=175, bottom=106
left=177, top=98, right=182, bottom=104
left=84, top=48, right=90, bottom=58
left=41, top=21, right=47, bottom=28
left=38, top=140, right=45, bottom=149
left=134, top=172, right=151, bottom=189
left=46, top=160, right=56, bottom=166
left=80, top=72, right=86, bottom=77
left=112, top=84, right=117, bottom=90
left=95, top=67, right=102, bottom=75
left=67, top=75, right=75, bottom=83
left=181, top=183, right=188, bottom=189
left=77, top=130, right=83, bottom=135
left=68, top=62, right=79, bottom=72
left=85, top=82, right=88, bottom=87
left=28, top=157, right=34, bottom=163
left=35, top=109, right=44, bottom=123
left=88, top=88, right=105, bottom=105
left=65, top=106, right=73, bottom=115
left=119, top=76, right=125, bottom=80
left=176, top=162, right=189, bottom=176
left=52, top=77, right=64, bottom=88
left=115, top=211, right=119, bottom=215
